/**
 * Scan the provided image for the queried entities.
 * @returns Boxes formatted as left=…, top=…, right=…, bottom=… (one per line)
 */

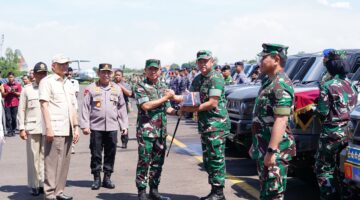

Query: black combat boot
left=91, top=173, right=101, bottom=190
left=149, top=187, right=170, bottom=200
left=138, top=189, right=149, bottom=200
left=102, top=173, right=115, bottom=189
left=200, top=186, right=215, bottom=200
left=121, top=134, right=129, bottom=149
left=201, top=186, right=226, bottom=200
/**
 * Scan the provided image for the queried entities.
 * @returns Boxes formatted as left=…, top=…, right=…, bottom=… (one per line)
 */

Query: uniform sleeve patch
left=273, top=107, right=291, bottom=116
left=209, top=89, right=222, bottom=97
left=138, top=97, right=150, bottom=105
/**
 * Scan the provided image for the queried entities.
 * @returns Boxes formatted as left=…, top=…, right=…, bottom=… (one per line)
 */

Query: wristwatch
left=267, top=147, right=280, bottom=154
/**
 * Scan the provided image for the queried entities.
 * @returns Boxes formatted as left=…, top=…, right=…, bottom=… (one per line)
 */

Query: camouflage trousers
left=257, top=155, right=289, bottom=200
left=135, top=136, right=166, bottom=190
left=201, top=130, right=226, bottom=187
left=315, top=126, right=348, bottom=199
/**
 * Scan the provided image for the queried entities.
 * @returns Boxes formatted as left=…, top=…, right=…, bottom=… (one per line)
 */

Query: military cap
left=221, top=65, right=231, bottom=72
left=99, top=63, right=112, bottom=71
left=33, top=62, right=48, bottom=73
left=145, top=59, right=161, bottom=68
left=196, top=50, right=213, bottom=61
left=258, top=43, right=288, bottom=58
left=234, top=61, right=244, bottom=66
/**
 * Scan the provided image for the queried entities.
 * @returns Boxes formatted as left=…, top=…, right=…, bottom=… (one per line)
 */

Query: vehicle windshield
left=284, top=57, right=299, bottom=80
left=301, top=57, right=327, bottom=82
left=244, top=64, right=252, bottom=75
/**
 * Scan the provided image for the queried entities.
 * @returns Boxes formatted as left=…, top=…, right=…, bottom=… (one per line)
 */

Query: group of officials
left=14, top=43, right=357, bottom=200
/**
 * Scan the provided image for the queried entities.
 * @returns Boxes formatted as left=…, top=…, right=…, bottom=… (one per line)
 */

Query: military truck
left=226, top=50, right=360, bottom=169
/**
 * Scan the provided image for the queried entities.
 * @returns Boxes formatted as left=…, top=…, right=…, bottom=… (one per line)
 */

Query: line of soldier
left=15, top=43, right=357, bottom=200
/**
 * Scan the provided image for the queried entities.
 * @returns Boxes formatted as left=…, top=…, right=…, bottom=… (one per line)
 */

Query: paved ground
left=0, top=86, right=320, bottom=200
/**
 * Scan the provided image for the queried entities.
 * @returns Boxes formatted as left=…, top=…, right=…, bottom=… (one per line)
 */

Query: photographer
left=2, top=72, right=22, bottom=137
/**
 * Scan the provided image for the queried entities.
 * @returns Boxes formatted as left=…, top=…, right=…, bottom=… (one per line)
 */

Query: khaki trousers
left=26, top=134, right=44, bottom=188
left=44, top=136, right=72, bottom=200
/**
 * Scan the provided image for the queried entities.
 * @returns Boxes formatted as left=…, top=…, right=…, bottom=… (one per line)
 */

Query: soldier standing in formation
left=315, top=49, right=357, bottom=200
left=17, top=62, right=48, bottom=196
left=250, top=44, right=296, bottom=200
left=134, top=59, right=180, bottom=200
left=181, top=50, right=230, bottom=200
left=81, top=64, right=129, bottom=190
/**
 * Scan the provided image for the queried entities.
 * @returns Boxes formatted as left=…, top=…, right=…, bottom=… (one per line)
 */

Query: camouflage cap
left=99, top=63, right=112, bottom=71
left=196, top=50, right=213, bottom=61
left=33, top=62, right=48, bottom=73
left=258, top=43, right=288, bottom=58
left=145, top=59, right=161, bottom=68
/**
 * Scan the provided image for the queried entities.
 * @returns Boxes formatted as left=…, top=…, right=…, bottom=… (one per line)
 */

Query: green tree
left=0, top=48, right=21, bottom=77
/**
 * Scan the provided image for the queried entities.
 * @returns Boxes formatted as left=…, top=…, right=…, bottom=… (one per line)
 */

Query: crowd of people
left=0, top=43, right=357, bottom=200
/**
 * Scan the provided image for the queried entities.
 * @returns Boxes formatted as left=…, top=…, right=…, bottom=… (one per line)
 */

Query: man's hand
left=121, top=129, right=128, bottom=135
left=46, top=130, right=55, bottom=143
left=19, top=130, right=28, bottom=140
left=73, top=128, right=80, bottom=144
left=264, top=152, right=276, bottom=167
left=164, top=89, right=175, bottom=100
left=82, top=128, right=91, bottom=135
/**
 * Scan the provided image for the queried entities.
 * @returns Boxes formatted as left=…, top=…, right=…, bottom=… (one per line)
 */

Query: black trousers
left=89, top=130, right=118, bottom=175
left=5, top=106, right=18, bottom=134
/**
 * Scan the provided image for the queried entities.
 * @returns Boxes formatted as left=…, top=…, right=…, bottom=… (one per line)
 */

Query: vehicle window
left=302, top=57, right=327, bottom=82
left=284, top=58, right=298, bottom=78
left=291, top=57, right=316, bottom=81
left=352, top=57, right=360, bottom=74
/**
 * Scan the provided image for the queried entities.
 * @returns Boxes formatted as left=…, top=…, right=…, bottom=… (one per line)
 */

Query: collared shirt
left=134, top=78, right=171, bottom=138
left=17, top=82, right=43, bottom=134
left=80, top=81, right=128, bottom=132
left=39, top=74, right=77, bottom=136
left=190, top=70, right=230, bottom=133
left=233, top=72, right=249, bottom=84
left=3, top=81, right=22, bottom=108
left=251, top=72, right=296, bottom=160
left=223, top=76, right=234, bottom=85
left=68, top=78, right=80, bottom=93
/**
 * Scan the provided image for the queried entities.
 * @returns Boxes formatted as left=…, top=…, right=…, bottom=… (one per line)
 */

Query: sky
left=0, top=0, right=359, bottom=70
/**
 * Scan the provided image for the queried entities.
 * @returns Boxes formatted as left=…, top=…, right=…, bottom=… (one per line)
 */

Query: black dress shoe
left=56, top=193, right=73, bottom=200
left=31, top=188, right=40, bottom=196
left=39, top=187, right=44, bottom=194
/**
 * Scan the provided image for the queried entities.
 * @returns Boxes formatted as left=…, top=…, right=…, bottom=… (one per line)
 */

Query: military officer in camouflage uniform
left=180, top=50, right=230, bottom=200
left=80, top=63, right=129, bottom=190
left=250, top=43, right=296, bottom=200
left=315, top=49, right=357, bottom=200
left=134, top=59, right=180, bottom=200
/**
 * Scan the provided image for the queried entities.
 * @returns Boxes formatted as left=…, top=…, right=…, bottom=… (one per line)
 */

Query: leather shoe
left=56, top=193, right=73, bottom=200
left=31, top=188, right=40, bottom=196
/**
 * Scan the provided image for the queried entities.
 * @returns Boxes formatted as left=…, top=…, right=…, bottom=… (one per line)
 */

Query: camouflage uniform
left=190, top=56, right=230, bottom=188
left=223, top=76, right=233, bottom=86
left=250, top=44, right=296, bottom=200
left=134, top=69, right=171, bottom=191
left=315, top=72, right=357, bottom=199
